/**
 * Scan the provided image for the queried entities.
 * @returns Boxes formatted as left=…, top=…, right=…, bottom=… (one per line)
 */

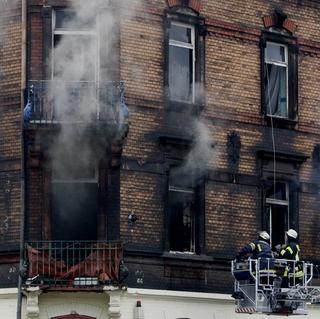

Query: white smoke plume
left=178, top=118, right=216, bottom=184
left=48, top=0, right=140, bottom=175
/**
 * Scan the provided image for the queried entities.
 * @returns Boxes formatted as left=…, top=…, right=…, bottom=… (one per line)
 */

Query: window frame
left=264, top=42, right=289, bottom=119
left=260, top=31, right=299, bottom=125
left=51, top=8, right=99, bottom=82
left=164, top=163, right=205, bottom=255
left=168, top=21, right=196, bottom=104
left=167, top=184, right=196, bottom=253
left=164, top=9, right=206, bottom=113
left=265, top=181, right=290, bottom=247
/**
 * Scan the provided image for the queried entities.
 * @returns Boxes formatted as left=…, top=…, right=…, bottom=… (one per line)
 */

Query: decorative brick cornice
left=262, top=8, right=297, bottom=34
left=167, top=0, right=202, bottom=14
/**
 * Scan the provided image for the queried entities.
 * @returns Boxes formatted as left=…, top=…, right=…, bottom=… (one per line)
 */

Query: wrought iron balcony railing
left=24, top=80, right=128, bottom=125
left=24, top=241, right=124, bottom=289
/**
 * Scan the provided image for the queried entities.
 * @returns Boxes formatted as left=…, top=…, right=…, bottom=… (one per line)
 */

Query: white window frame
left=264, top=42, right=289, bottom=118
left=51, top=9, right=99, bottom=83
left=169, top=22, right=195, bottom=103
left=266, top=181, right=289, bottom=247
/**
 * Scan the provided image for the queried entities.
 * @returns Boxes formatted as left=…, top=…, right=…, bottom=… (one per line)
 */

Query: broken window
left=264, top=42, right=288, bottom=118
left=51, top=152, right=98, bottom=241
left=265, top=181, right=289, bottom=248
left=167, top=169, right=196, bottom=253
left=168, top=22, right=195, bottom=103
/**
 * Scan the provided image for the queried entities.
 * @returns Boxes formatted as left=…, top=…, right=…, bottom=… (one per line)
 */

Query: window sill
left=162, top=251, right=213, bottom=262
left=166, top=99, right=205, bottom=113
left=263, top=115, right=297, bottom=129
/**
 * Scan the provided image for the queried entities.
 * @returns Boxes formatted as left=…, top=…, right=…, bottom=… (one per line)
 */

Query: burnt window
left=168, top=22, right=195, bottom=103
left=265, top=181, right=289, bottom=248
left=166, top=167, right=204, bottom=254
left=52, top=9, right=97, bottom=81
left=168, top=184, right=195, bottom=252
left=51, top=151, right=98, bottom=241
left=261, top=32, right=298, bottom=123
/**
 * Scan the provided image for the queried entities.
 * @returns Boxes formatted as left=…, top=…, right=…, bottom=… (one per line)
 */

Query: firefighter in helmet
left=236, top=231, right=272, bottom=260
left=279, top=229, right=303, bottom=286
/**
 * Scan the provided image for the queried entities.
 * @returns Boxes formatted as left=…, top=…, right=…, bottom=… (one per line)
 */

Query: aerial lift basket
left=231, top=258, right=319, bottom=315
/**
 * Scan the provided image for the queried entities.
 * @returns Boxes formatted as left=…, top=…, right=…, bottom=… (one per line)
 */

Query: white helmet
left=259, top=231, right=270, bottom=241
left=286, top=229, right=298, bottom=239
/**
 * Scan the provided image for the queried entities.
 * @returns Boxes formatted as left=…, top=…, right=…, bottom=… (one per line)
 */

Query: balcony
left=24, top=80, right=128, bottom=126
left=24, top=241, right=124, bottom=290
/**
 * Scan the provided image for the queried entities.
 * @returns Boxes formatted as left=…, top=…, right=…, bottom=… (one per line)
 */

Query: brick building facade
left=1, top=0, right=320, bottom=318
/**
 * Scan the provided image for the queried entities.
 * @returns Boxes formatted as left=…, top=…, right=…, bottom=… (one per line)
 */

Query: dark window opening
left=265, top=181, right=289, bottom=249
left=267, top=205, right=288, bottom=249
left=265, top=181, right=288, bottom=201
left=168, top=187, right=195, bottom=252
left=50, top=149, right=98, bottom=241
left=51, top=182, right=98, bottom=241
left=167, top=167, right=197, bottom=253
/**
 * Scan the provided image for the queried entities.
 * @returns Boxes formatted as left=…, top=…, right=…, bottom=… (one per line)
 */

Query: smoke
left=175, top=118, right=216, bottom=185
left=48, top=0, right=139, bottom=176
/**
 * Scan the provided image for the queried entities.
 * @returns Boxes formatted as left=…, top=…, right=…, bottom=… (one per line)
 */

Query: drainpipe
left=17, top=0, right=27, bottom=318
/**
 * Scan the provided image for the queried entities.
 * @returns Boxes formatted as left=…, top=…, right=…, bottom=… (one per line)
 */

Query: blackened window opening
left=168, top=168, right=196, bottom=253
left=265, top=181, right=289, bottom=249
left=51, top=152, right=98, bottom=241
left=168, top=187, right=195, bottom=252
left=51, top=182, right=98, bottom=241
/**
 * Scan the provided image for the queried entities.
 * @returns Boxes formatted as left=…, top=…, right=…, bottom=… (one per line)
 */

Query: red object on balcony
left=26, top=241, right=123, bottom=288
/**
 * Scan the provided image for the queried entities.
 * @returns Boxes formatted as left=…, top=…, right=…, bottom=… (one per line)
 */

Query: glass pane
left=264, top=63, right=287, bottom=117
left=53, top=35, right=96, bottom=81
left=266, top=182, right=288, bottom=201
left=55, top=10, right=93, bottom=30
left=55, top=10, right=77, bottom=29
left=169, top=45, right=193, bottom=102
left=265, top=43, right=286, bottom=62
left=168, top=190, right=194, bottom=252
left=169, top=24, right=192, bottom=43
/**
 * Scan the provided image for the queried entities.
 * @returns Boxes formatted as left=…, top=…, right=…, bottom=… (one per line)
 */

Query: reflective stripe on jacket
left=239, top=240, right=273, bottom=259
left=280, top=242, right=303, bottom=276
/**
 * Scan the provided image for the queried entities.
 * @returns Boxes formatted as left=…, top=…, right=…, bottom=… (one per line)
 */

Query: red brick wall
left=0, top=1, right=22, bottom=250
left=19, top=0, right=320, bottom=292
left=119, top=0, right=320, bottom=268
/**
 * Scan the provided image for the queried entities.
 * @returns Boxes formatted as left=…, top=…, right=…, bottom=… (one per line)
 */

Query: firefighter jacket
left=280, top=241, right=303, bottom=278
left=238, top=240, right=273, bottom=260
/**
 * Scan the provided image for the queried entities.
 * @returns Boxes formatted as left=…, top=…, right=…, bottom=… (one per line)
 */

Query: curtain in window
left=264, top=64, right=287, bottom=117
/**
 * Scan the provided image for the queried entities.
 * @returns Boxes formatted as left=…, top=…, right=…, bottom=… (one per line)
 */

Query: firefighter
left=279, top=229, right=303, bottom=287
left=236, top=231, right=273, bottom=261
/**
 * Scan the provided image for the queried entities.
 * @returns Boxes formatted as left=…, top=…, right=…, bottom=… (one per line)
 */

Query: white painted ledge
left=0, top=288, right=18, bottom=296
left=126, top=288, right=233, bottom=301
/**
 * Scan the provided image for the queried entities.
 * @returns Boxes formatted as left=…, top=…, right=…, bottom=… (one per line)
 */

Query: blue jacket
left=238, top=239, right=273, bottom=259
